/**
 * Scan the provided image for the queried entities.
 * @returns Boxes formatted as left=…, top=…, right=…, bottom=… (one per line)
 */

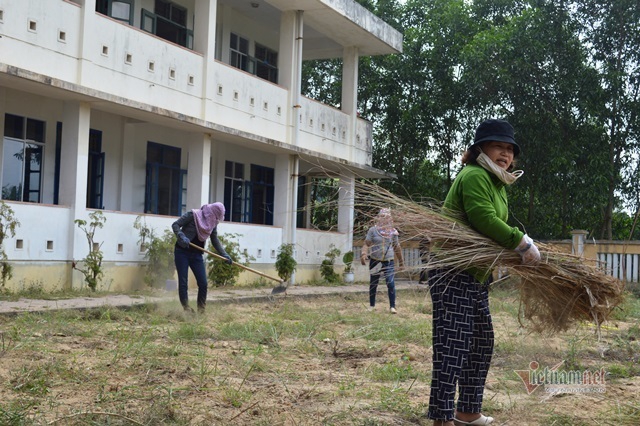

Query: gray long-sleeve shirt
left=365, top=226, right=400, bottom=261
left=172, top=211, right=228, bottom=256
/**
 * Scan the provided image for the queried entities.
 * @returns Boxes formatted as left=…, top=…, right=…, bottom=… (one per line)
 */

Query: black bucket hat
left=470, top=119, right=520, bottom=156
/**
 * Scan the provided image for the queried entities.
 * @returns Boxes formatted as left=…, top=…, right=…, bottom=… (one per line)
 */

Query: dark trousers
left=427, top=269, right=494, bottom=421
left=369, top=260, right=396, bottom=308
left=174, top=246, right=209, bottom=310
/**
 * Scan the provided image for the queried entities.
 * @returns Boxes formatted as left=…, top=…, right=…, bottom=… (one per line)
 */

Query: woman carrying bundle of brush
left=427, top=119, right=540, bottom=426
left=172, top=202, right=232, bottom=314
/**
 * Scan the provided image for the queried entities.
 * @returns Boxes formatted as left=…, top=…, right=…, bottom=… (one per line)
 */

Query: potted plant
left=342, top=251, right=355, bottom=283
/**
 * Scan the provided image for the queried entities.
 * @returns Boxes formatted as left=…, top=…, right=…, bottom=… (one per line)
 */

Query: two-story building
left=0, top=0, right=403, bottom=291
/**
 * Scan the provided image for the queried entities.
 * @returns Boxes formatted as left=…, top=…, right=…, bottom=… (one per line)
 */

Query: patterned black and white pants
left=426, top=269, right=494, bottom=421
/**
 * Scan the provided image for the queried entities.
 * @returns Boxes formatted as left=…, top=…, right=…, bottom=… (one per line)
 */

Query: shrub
left=206, top=233, right=254, bottom=287
left=0, top=201, right=20, bottom=287
left=320, top=245, right=341, bottom=284
left=134, top=216, right=176, bottom=288
left=73, top=211, right=106, bottom=291
left=275, top=243, right=297, bottom=283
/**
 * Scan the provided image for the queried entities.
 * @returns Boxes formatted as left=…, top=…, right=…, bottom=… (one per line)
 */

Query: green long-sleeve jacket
left=443, top=164, right=524, bottom=282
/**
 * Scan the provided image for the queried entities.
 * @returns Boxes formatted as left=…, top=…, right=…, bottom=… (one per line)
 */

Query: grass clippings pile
left=355, top=181, right=626, bottom=333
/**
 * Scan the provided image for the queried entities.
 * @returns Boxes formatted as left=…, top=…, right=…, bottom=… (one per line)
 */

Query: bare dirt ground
left=0, top=286, right=638, bottom=425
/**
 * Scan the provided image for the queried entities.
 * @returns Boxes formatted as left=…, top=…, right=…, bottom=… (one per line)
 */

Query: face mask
left=476, top=152, right=524, bottom=185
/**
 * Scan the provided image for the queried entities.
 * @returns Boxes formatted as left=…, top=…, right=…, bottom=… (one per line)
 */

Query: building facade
left=0, top=0, right=403, bottom=291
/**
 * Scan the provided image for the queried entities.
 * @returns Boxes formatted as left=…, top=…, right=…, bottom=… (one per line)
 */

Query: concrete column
left=118, top=119, right=136, bottom=212
left=273, top=154, right=293, bottom=230
left=279, top=11, right=303, bottom=146
left=186, top=133, right=212, bottom=209
left=338, top=172, right=355, bottom=251
left=341, top=46, right=359, bottom=159
left=278, top=11, right=297, bottom=91
left=278, top=11, right=303, bottom=284
left=209, top=139, right=220, bottom=201
left=341, top=46, right=359, bottom=115
left=60, top=101, right=91, bottom=288
left=194, top=0, right=217, bottom=118
left=0, top=88, right=5, bottom=171
left=571, top=229, right=589, bottom=256
left=59, top=101, right=91, bottom=211
left=77, top=0, right=97, bottom=84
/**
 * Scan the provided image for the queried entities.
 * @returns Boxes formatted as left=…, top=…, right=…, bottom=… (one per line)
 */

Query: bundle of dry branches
left=355, top=181, right=626, bottom=333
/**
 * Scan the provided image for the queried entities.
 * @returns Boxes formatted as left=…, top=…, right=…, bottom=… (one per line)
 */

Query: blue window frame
left=145, top=142, right=183, bottom=216
left=223, top=162, right=274, bottom=225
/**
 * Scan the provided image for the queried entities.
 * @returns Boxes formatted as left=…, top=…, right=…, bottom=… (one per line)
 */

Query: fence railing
left=597, top=252, right=640, bottom=283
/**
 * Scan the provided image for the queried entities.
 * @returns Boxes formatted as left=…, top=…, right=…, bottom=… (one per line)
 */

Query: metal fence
left=597, top=252, right=640, bottom=283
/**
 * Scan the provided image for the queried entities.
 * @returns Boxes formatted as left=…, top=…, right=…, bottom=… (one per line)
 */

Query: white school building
left=0, top=0, right=403, bottom=291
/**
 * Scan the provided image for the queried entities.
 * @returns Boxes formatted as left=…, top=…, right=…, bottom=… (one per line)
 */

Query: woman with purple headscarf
left=360, top=208, right=404, bottom=313
left=172, top=202, right=232, bottom=314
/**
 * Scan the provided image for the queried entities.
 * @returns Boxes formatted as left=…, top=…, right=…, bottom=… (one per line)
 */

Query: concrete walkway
left=0, top=280, right=428, bottom=315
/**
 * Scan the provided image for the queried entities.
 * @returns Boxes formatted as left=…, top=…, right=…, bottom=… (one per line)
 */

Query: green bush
left=142, top=229, right=177, bottom=288
left=0, top=201, right=20, bottom=287
left=73, top=211, right=106, bottom=291
left=134, top=216, right=176, bottom=288
left=206, top=233, right=254, bottom=287
left=275, top=243, right=297, bottom=283
left=320, top=245, right=341, bottom=284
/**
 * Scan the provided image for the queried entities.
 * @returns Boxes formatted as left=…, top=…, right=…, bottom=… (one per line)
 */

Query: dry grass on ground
left=0, top=283, right=639, bottom=425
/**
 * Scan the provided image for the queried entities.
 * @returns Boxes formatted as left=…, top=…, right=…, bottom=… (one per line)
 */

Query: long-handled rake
left=189, top=243, right=284, bottom=288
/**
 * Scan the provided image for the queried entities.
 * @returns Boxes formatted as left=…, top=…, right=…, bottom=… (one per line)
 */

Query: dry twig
left=354, top=180, right=626, bottom=333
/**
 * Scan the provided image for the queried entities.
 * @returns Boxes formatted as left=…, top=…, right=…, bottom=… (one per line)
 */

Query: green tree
left=73, top=211, right=106, bottom=291
left=460, top=0, right=611, bottom=238
left=302, top=0, right=640, bottom=240
left=576, top=0, right=640, bottom=239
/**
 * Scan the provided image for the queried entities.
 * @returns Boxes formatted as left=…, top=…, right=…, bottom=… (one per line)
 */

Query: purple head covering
left=193, top=202, right=225, bottom=242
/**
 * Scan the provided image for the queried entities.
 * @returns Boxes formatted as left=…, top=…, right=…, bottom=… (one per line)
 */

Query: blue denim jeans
left=369, top=259, right=396, bottom=308
left=174, top=245, right=208, bottom=310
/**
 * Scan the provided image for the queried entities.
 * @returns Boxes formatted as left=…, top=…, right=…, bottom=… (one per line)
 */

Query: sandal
left=453, top=414, right=494, bottom=425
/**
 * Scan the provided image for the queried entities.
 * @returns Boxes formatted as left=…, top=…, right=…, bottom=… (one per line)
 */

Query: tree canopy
left=302, top=0, right=640, bottom=240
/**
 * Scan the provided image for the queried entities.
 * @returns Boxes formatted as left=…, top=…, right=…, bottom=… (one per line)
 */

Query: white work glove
left=515, top=234, right=541, bottom=265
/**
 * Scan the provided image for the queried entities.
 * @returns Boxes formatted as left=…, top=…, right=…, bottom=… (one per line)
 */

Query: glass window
left=111, top=2, right=131, bottom=21
left=250, top=164, right=274, bottom=225
left=96, top=0, right=133, bottom=25
left=4, top=114, right=23, bottom=139
left=87, top=129, right=104, bottom=209
left=309, top=177, right=339, bottom=231
left=2, top=114, right=45, bottom=203
left=230, top=33, right=250, bottom=72
left=145, top=142, right=183, bottom=216
left=149, top=0, right=189, bottom=47
left=224, top=161, right=245, bottom=222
